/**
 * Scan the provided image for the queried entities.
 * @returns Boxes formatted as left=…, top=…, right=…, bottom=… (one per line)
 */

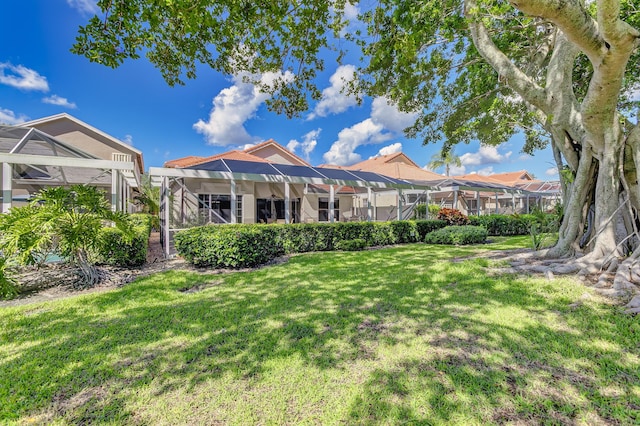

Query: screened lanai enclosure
left=149, top=157, right=558, bottom=256
left=0, top=125, right=139, bottom=212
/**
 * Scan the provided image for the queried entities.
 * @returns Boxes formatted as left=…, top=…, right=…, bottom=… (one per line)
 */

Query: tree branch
left=508, top=0, right=606, bottom=63
left=598, top=0, right=640, bottom=43
left=465, top=0, right=549, bottom=113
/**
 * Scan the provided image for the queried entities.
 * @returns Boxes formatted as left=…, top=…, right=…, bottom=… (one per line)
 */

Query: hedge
left=174, top=219, right=447, bottom=269
left=334, top=239, right=367, bottom=251
left=424, top=225, right=488, bottom=245
left=468, top=214, right=537, bottom=236
left=174, top=224, right=284, bottom=268
left=97, top=213, right=153, bottom=267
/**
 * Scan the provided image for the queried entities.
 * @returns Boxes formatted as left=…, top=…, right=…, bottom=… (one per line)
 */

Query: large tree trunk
left=466, top=0, right=640, bottom=298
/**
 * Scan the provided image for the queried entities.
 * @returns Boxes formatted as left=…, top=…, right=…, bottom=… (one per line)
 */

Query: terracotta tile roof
left=164, top=151, right=270, bottom=168
left=488, top=170, right=535, bottom=184
left=164, top=156, right=206, bottom=168
left=244, top=139, right=311, bottom=166
left=344, top=153, right=445, bottom=182
left=453, top=173, right=505, bottom=184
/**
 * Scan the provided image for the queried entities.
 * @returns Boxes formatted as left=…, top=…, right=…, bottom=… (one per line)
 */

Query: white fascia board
left=0, top=153, right=134, bottom=170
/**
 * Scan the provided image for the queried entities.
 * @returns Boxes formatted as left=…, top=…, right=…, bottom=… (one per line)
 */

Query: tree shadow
left=1, top=244, right=637, bottom=423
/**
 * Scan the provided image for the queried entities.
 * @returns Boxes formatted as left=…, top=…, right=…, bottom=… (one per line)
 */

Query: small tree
left=134, top=173, right=160, bottom=230
left=427, top=149, right=462, bottom=177
left=0, top=185, right=133, bottom=287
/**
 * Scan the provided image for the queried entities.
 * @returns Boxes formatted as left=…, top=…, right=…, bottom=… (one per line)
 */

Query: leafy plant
left=437, top=208, right=470, bottom=226
left=97, top=214, right=152, bottom=267
left=427, top=204, right=442, bottom=219
left=0, top=256, right=18, bottom=300
left=413, top=204, right=427, bottom=220
left=133, top=174, right=160, bottom=231
left=0, top=185, right=134, bottom=286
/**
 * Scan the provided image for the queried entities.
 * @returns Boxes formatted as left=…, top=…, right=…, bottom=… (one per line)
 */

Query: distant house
left=0, top=113, right=143, bottom=212
left=158, top=140, right=423, bottom=229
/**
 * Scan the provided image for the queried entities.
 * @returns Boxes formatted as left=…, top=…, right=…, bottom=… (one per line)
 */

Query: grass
left=1, top=238, right=639, bottom=424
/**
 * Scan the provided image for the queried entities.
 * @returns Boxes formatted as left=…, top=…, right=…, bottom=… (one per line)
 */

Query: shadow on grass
left=0, top=243, right=638, bottom=424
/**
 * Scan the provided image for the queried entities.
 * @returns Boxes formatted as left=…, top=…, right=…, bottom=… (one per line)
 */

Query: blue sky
left=0, top=0, right=559, bottom=179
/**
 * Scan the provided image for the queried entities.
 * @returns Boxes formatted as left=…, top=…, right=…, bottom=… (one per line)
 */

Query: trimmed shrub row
left=97, top=213, right=154, bottom=267
left=468, top=214, right=541, bottom=236
left=175, top=220, right=448, bottom=268
left=424, top=225, right=488, bottom=245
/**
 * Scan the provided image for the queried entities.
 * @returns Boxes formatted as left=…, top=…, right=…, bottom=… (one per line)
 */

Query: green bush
left=390, top=221, right=419, bottom=243
left=413, top=204, right=427, bottom=220
left=0, top=256, right=18, bottom=300
left=469, top=214, right=537, bottom=236
left=334, top=238, right=367, bottom=251
left=175, top=220, right=439, bottom=268
left=414, top=219, right=447, bottom=240
left=428, top=204, right=441, bottom=219
left=424, top=225, right=488, bottom=245
left=174, top=225, right=284, bottom=268
left=97, top=214, right=153, bottom=267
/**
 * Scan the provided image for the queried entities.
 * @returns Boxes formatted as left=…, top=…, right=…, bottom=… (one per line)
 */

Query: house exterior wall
left=170, top=178, right=363, bottom=225
left=26, top=120, right=143, bottom=174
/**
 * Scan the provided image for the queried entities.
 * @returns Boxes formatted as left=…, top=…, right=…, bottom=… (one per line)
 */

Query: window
left=197, top=194, right=242, bottom=223
left=256, top=198, right=301, bottom=223
left=318, top=197, right=340, bottom=222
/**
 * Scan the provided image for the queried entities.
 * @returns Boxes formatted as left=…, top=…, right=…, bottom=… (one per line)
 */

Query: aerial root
left=493, top=250, right=640, bottom=311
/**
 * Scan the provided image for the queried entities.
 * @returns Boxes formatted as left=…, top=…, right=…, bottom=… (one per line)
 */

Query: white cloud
left=66, top=0, right=100, bottom=15
left=322, top=118, right=392, bottom=165
left=288, top=129, right=320, bottom=162
left=308, top=65, right=358, bottom=119
left=343, top=2, right=360, bottom=19
left=0, top=108, right=28, bottom=125
left=371, top=142, right=402, bottom=158
left=460, top=145, right=512, bottom=167
left=477, top=166, right=495, bottom=176
left=0, top=63, right=49, bottom=91
left=194, top=71, right=293, bottom=146
left=545, top=167, right=558, bottom=176
left=448, top=164, right=467, bottom=176
left=518, top=154, right=533, bottom=161
left=370, top=97, right=418, bottom=132
left=237, top=143, right=257, bottom=151
left=442, top=145, right=512, bottom=175
left=322, top=96, right=417, bottom=166
left=122, top=134, right=134, bottom=145
left=42, top=95, right=77, bottom=109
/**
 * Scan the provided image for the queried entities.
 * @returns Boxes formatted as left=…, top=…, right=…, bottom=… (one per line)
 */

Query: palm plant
left=134, top=174, right=160, bottom=230
left=0, top=185, right=133, bottom=287
left=427, top=149, right=462, bottom=176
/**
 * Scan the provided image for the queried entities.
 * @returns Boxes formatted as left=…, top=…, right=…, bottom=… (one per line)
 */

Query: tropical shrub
left=0, top=256, right=18, bottom=300
left=413, top=204, right=427, bottom=220
left=437, top=208, right=470, bottom=226
left=424, top=225, right=488, bottom=245
left=0, top=185, right=134, bottom=286
left=428, top=204, right=442, bottom=219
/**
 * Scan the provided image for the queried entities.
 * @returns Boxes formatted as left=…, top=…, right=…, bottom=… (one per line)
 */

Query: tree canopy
left=73, top=0, right=640, bottom=287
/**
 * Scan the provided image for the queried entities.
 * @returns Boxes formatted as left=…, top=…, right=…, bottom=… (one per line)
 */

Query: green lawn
left=1, top=238, right=638, bottom=425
